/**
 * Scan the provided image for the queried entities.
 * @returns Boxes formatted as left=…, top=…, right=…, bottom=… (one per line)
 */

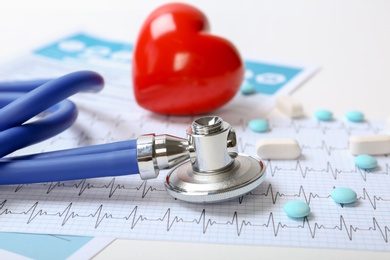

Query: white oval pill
left=276, top=95, right=304, bottom=118
left=256, top=138, right=301, bottom=160
left=349, top=135, right=390, bottom=155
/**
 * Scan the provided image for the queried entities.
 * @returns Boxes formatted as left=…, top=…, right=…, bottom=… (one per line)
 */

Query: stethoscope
left=0, top=70, right=266, bottom=203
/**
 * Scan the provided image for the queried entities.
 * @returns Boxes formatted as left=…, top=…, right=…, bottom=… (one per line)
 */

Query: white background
left=1, top=0, right=390, bottom=259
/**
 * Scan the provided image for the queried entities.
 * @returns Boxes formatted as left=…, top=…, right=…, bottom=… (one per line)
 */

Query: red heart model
left=132, top=3, right=244, bottom=115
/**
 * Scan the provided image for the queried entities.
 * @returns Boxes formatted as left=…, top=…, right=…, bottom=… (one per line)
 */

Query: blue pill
left=331, top=187, right=357, bottom=204
left=248, top=119, right=269, bottom=133
left=284, top=201, right=310, bottom=218
left=315, top=109, right=333, bottom=121
left=346, top=110, right=364, bottom=122
left=355, top=154, right=378, bottom=170
left=240, top=81, right=256, bottom=95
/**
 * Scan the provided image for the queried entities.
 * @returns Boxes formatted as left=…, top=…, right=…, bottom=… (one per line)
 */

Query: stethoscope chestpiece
left=164, top=116, right=266, bottom=203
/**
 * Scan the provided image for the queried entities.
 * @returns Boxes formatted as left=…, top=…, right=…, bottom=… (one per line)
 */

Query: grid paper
left=2, top=34, right=389, bottom=252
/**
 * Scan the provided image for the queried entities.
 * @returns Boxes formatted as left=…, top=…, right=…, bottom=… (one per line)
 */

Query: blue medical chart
left=34, top=33, right=303, bottom=95
left=35, top=33, right=133, bottom=64
left=244, top=61, right=302, bottom=95
left=0, top=233, right=93, bottom=259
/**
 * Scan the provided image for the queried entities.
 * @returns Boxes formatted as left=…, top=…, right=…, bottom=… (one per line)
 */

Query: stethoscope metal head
left=137, top=116, right=266, bottom=203
left=165, top=116, right=266, bottom=203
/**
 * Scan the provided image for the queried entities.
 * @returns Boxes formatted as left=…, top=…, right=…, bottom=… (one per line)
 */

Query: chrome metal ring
left=164, top=154, right=266, bottom=203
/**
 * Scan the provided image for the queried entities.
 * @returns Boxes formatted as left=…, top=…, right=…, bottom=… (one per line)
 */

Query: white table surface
left=1, top=0, right=390, bottom=259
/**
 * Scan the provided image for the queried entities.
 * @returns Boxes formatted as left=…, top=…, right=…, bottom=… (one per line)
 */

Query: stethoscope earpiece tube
left=0, top=71, right=104, bottom=158
left=0, top=78, right=51, bottom=93
left=0, top=71, right=103, bottom=132
left=0, top=100, right=77, bottom=157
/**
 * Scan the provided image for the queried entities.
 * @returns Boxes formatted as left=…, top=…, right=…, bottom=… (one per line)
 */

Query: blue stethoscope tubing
left=0, top=71, right=139, bottom=185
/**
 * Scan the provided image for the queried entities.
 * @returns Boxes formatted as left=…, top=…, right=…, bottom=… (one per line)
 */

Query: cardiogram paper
left=3, top=33, right=390, bottom=252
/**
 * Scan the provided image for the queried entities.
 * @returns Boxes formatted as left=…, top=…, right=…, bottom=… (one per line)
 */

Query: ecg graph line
left=248, top=183, right=330, bottom=205
left=14, top=178, right=165, bottom=199
left=300, top=215, right=389, bottom=242
left=301, top=140, right=348, bottom=155
left=247, top=184, right=390, bottom=210
left=265, top=160, right=389, bottom=181
left=359, top=188, right=390, bottom=210
left=237, top=137, right=255, bottom=153
left=0, top=200, right=388, bottom=242
left=12, top=180, right=390, bottom=211
left=268, top=120, right=383, bottom=135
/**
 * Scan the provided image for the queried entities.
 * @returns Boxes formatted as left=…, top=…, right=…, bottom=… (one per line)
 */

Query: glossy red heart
left=132, top=3, right=244, bottom=115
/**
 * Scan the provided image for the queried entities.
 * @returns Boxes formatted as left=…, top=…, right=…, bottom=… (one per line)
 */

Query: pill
left=256, top=138, right=301, bottom=160
left=240, top=80, right=256, bottom=95
left=345, top=110, right=364, bottom=122
left=276, top=95, right=304, bottom=118
left=248, top=119, right=269, bottom=133
left=284, top=201, right=310, bottom=218
left=349, top=135, right=390, bottom=155
left=355, top=154, right=378, bottom=170
left=331, top=187, right=357, bottom=204
left=315, top=109, right=333, bottom=121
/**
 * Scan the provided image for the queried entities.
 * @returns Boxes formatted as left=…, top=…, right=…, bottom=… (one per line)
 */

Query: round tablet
left=240, top=81, right=256, bottom=95
left=346, top=110, right=364, bottom=122
left=331, top=187, right=357, bottom=204
left=355, top=154, right=378, bottom=170
left=315, top=109, right=333, bottom=121
left=284, top=201, right=310, bottom=218
left=248, top=119, right=269, bottom=133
